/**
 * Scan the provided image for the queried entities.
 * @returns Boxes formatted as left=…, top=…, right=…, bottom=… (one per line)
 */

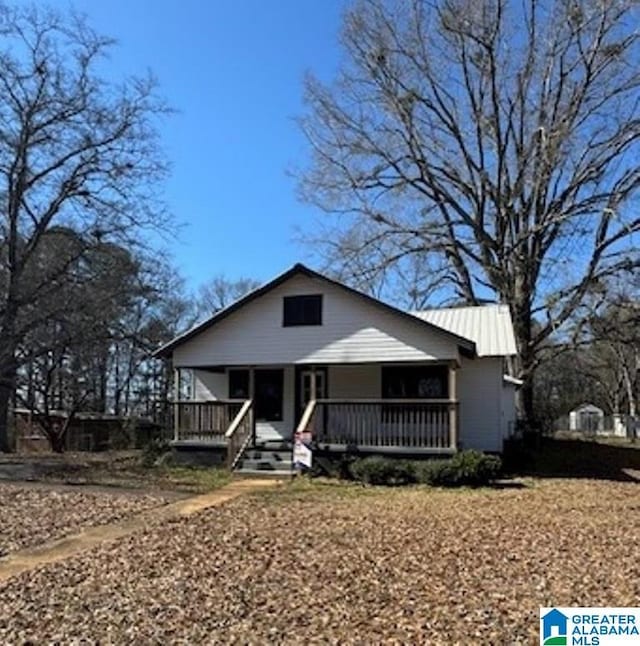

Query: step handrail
left=225, top=399, right=253, bottom=470
left=295, top=399, right=317, bottom=437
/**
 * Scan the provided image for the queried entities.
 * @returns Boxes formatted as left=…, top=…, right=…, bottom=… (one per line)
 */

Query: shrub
left=349, top=456, right=416, bottom=486
left=341, top=451, right=502, bottom=487
left=140, top=437, right=171, bottom=468
left=310, top=454, right=356, bottom=479
left=417, top=450, right=502, bottom=486
left=413, top=459, right=452, bottom=485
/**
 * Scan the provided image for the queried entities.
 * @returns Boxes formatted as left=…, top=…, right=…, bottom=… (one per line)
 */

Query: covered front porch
left=172, top=362, right=460, bottom=467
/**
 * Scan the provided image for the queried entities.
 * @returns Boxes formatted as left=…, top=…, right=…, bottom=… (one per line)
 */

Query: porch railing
left=296, top=398, right=458, bottom=451
left=174, top=400, right=245, bottom=443
left=225, top=400, right=254, bottom=469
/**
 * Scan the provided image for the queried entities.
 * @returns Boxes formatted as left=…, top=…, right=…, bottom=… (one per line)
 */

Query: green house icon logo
left=541, top=609, right=568, bottom=645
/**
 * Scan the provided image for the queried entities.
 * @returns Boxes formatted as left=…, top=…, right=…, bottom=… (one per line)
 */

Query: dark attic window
left=283, top=294, right=323, bottom=327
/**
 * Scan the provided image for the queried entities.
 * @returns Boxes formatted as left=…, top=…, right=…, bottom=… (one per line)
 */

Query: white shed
left=568, top=403, right=605, bottom=434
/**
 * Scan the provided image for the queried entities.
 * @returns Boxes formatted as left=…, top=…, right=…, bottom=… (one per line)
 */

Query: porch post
left=173, top=368, right=180, bottom=442
left=309, top=367, right=317, bottom=403
left=448, top=365, right=458, bottom=449
left=249, top=367, right=256, bottom=446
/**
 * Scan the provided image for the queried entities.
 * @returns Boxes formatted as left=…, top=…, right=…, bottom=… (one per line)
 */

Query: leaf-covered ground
left=1, top=478, right=638, bottom=644
left=0, top=483, right=170, bottom=556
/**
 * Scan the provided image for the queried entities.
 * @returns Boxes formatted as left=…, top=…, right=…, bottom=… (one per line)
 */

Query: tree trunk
left=0, top=352, right=18, bottom=453
left=517, top=378, right=535, bottom=425
left=623, top=361, right=636, bottom=418
left=0, top=377, right=13, bottom=453
left=49, top=432, right=66, bottom=453
left=510, top=287, right=537, bottom=426
left=43, top=415, right=72, bottom=453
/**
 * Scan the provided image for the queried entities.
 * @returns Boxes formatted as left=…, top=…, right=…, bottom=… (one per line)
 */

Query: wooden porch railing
left=174, top=400, right=245, bottom=443
left=225, top=400, right=254, bottom=469
left=173, top=400, right=254, bottom=469
left=296, top=399, right=459, bottom=451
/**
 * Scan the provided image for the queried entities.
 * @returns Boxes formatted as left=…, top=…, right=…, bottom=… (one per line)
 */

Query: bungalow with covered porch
left=155, top=264, right=519, bottom=473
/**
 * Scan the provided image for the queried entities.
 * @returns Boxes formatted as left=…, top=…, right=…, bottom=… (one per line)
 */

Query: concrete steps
left=234, top=443, right=294, bottom=477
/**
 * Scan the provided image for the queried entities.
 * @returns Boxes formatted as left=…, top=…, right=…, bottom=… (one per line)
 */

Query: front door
left=254, top=369, right=284, bottom=423
left=297, top=368, right=327, bottom=423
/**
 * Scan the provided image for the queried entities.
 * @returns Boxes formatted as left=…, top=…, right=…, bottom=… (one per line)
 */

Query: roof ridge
left=155, top=263, right=477, bottom=358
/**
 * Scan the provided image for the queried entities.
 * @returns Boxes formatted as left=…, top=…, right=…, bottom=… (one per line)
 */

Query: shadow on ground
left=505, top=437, right=640, bottom=482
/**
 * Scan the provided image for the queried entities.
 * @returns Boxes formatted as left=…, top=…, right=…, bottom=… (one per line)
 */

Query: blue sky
left=46, top=0, right=346, bottom=288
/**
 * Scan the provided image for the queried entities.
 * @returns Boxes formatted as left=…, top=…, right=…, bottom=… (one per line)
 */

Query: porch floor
left=314, top=443, right=456, bottom=455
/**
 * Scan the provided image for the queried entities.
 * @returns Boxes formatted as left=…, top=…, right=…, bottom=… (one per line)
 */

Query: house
left=13, top=408, right=163, bottom=452
left=156, top=263, right=520, bottom=470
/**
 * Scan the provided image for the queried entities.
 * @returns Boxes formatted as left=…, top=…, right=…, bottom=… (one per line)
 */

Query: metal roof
left=411, top=304, right=517, bottom=357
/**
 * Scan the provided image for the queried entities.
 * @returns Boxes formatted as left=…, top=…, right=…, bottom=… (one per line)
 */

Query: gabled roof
left=571, top=403, right=604, bottom=413
left=155, top=263, right=477, bottom=358
left=412, top=304, right=517, bottom=357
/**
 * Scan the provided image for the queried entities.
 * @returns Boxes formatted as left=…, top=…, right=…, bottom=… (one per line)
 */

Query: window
left=283, top=294, right=322, bottom=327
left=382, top=365, right=448, bottom=399
left=228, top=369, right=250, bottom=399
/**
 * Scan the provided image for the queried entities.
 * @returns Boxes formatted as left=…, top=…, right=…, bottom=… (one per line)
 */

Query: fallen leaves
left=0, top=478, right=638, bottom=644
left=0, top=483, right=169, bottom=556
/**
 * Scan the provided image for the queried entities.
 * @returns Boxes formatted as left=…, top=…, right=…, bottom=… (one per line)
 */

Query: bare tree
left=19, top=337, right=96, bottom=452
left=197, top=275, right=260, bottom=315
left=110, top=260, right=199, bottom=420
left=15, top=234, right=143, bottom=450
left=298, top=0, right=640, bottom=421
left=579, top=298, right=640, bottom=418
left=0, top=3, right=170, bottom=451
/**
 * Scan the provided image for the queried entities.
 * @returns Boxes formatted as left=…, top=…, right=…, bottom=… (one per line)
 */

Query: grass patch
left=148, top=465, right=231, bottom=493
left=252, top=475, right=379, bottom=504
left=0, top=451, right=231, bottom=493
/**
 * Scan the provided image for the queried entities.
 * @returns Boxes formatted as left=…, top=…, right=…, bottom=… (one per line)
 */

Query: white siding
left=193, top=370, right=227, bottom=400
left=173, top=275, right=461, bottom=368
left=458, top=357, right=503, bottom=451
left=328, top=365, right=381, bottom=398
